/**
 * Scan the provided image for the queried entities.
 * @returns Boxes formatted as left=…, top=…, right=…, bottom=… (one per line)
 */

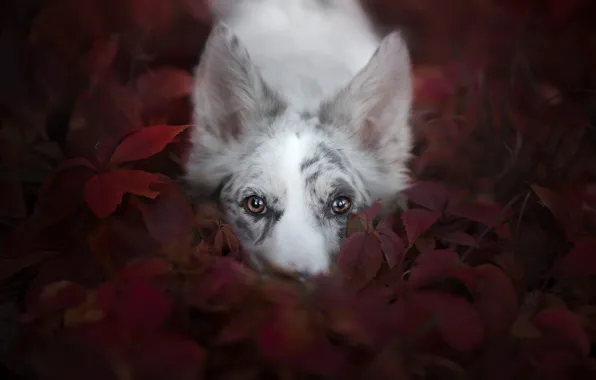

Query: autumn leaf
left=375, top=216, right=406, bottom=269
left=97, top=277, right=172, bottom=339
left=436, top=230, right=476, bottom=246
left=117, top=257, right=172, bottom=282
left=135, top=68, right=194, bottom=110
left=129, top=333, right=205, bottom=380
left=473, top=264, right=518, bottom=340
left=88, top=218, right=161, bottom=272
left=533, top=308, right=591, bottom=357
left=108, top=124, right=189, bottom=165
left=136, top=180, right=194, bottom=248
left=378, top=235, right=405, bottom=268
left=86, top=35, right=119, bottom=80
left=187, top=257, right=252, bottom=312
left=53, top=157, right=97, bottom=172
left=257, top=306, right=349, bottom=376
left=355, top=199, right=384, bottom=222
left=129, top=0, right=175, bottom=32
left=36, top=164, right=97, bottom=224
left=551, top=237, right=596, bottom=277
left=407, top=249, right=468, bottom=289
left=401, top=209, right=441, bottom=247
left=337, top=232, right=384, bottom=289
left=446, top=201, right=504, bottom=227
left=531, top=183, right=585, bottom=240
left=401, top=181, right=451, bottom=212
left=215, top=310, right=263, bottom=346
left=84, top=169, right=161, bottom=218
left=412, top=290, right=485, bottom=351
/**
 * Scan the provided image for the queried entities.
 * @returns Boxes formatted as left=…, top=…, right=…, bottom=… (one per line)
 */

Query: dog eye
left=331, top=196, right=352, bottom=215
left=244, top=195, right=267, bottom=215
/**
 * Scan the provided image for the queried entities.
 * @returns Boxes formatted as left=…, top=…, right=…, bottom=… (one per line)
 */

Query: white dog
left=186, top=0, right=413, bottom=278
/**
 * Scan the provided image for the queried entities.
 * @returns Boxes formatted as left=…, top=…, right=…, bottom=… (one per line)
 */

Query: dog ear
left=192, top=23, right=284, bottom=142
left=320, top=31, right=413, bottom=151
left=187, top=23, right=285, bottom=194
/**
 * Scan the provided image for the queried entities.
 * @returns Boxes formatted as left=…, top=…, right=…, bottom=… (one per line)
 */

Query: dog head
left=186, top=24, right=413, bottom=277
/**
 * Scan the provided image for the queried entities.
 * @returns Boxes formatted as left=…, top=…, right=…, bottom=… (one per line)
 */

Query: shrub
left=1, top=0, right=595, bottom=379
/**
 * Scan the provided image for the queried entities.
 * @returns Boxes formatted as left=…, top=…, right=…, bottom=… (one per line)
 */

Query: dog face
left=186, top=24, right=413, bottom=277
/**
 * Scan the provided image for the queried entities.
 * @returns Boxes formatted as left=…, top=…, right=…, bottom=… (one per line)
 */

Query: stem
left=461, top=192, right=524, bottom=262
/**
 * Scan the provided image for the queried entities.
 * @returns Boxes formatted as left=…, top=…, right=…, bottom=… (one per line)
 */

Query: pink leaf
left=407, top=249, right=466, bottom=289
left=401, top=181, right=450, bottom=212
left=446, top=202, right=504, bottom=226
left=473, top=264, right=518, bottom=340
left=84, top=169, right=161, bottom=218
left=338, top=232, right=384, bottom=289
left=401, top=209, right=441, bottom=246
left=414, top=291, right=485, bottom=351
left=109, top=124, right=189, bottom=165
left=552, top=237, right=596, bottom=277
left=533, top=308, right=591, bottom=357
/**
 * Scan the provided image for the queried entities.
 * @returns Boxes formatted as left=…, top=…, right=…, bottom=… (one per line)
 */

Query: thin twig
left=461, top=192, right=524, bottom=262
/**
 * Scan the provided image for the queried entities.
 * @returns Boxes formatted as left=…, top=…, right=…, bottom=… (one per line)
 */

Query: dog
left=185, top=0, right=413, bottom=278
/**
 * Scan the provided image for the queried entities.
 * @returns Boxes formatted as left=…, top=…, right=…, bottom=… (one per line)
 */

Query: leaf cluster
left=1, top=0, right=595, bottom=379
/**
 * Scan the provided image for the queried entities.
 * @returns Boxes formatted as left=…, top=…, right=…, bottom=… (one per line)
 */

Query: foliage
left=1, top=0, right=596, bottom=379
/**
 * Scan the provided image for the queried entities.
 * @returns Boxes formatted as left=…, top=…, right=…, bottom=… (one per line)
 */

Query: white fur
left=206, top=0, right=380, bottom=111
left=188, top=0, right=413, bottom=276
left=260, top=132, right=330, bottom=273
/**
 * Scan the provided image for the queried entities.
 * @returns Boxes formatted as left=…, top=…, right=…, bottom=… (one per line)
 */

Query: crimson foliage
left=1, top=0, right=596, bottom=379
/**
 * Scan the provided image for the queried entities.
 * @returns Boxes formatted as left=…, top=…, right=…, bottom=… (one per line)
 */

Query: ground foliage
left=1, top=0, right=596, bottom=379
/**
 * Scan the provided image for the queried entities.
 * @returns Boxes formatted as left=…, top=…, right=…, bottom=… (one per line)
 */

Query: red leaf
left=88, top=219, right=160, bottom=270
left=552, top=237, right=596, bottom=277
left=37, top=164, right=97, bottom=224
left=86, top=35, right=119, bottom=79
left=401, top=209, right=441, bottom=246
left=533, top=308, right=591, bottom=357
left=68, top=79, right=143, bottom=164
left=109, top=124, right=189, bottom=165
left=407, top=249, right=468, bottom=289
left=215, top=310, right=262, bottom=345
left=531, top=183, right=585, bottom=240
left=136, top=180, right=194, bottom=248
left=129, top=0, right=174, bottom=32
left=413, top=291, right=485, bottom=351
left=181, top=0, right=211, bottom=22
left=378, top=233, right=405, bottom=269
left=257, top=306, right=349, bottom=376
left=437, top=230, right=476, bottom=246
left=355, top=199, right=383, bottom=222
left=446, top=202, right=504, bottom=226
left=135, top=68, right=194, bottom=109
left=53, top=157, right=97, bottom=173
left=130, top=333, right=205, bottom=380
left=118, top=258, right=172, bottom=282
left=473, top=264, right=518, bottom=340
left=375, top=215, right=406, bottom=269
left=337, top=232, right=384, bottom=289
left=187, top=257, right=252, bottom=312
left=97, top=277, right=172, bottom=338
left=84, top=169, right=161, bottom=218
left=401, top=181, right=450, bottom=212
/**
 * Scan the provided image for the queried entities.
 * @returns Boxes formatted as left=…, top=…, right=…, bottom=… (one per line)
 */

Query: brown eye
left=245, top=195, right=267, bottom=215
left=331, top=196, right=352, bottom=215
